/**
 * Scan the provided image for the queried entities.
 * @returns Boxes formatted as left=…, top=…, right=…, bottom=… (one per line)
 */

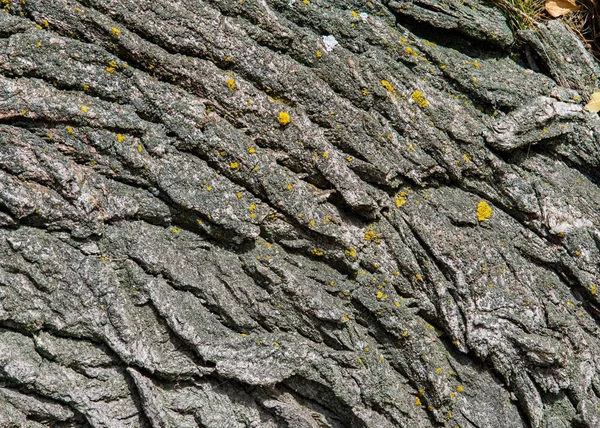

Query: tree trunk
left=1, top=1, right=599, bottom=427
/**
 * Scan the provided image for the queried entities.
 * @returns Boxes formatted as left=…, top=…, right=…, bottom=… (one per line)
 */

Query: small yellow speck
left=316, top=50, right=322, bottom=58
left=236, top=192, right=243, bottom=199
left=278, top=111, right=291, bottom=125
left=226, top=78, right=236, bottom=90
left=172, top=228, right=181, bottom=234
left=230, top=161, right=239, bottom=169
left=248, top=147, right=256, bottom=154
left=376, top=291, right=384, bottom=299
left=345, top=248, right=356, bottom=258
left=111, top=27, right=120, bottom=36
left=117, top=134, right=125, bottom=143
left=456, top=385, right=464, bottom=393
left=137, top=145, right=143, bottom=153
left=322, top=151, right=329, bottom=159
left=365, top=230, right=375, bottom=241
left=37, top=41, right=42, bottom=47
left=206, top=185, right=212, bottom=191
left=286, top=184, right=293, bottom=190
left=80, top=106, right=88, bottom=113
left=66, top=127, right=73, bottom=134
left=476, top=201, right=492, bottom=221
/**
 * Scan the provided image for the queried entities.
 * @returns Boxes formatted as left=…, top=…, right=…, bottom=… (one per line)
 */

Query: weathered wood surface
left=0, top=1, right=599, bottom=427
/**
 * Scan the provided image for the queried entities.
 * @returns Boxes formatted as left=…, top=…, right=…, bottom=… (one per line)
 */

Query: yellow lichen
left=248, top=147, right=256, bottom=154
left=381, top=80, right=396, bottom=96
left=351, top=10, right=359, bottom=17
left=80, top=106, right=88, bottom=113
left=456, top=385, right=464, bottom=393
left=277, top=111, right=290, bottom=125
left=345, top=248, right=356, bottom=258
left=66, top=127, right=73, bottom=134
left=361, top=89, right=368, bottom=96
left=365, top=230, right=375, bottom=240
left=137, top=145, right=143, bottom=152
left=411, top=90, right=429, bottom=108
left=415, top=397, right=422, bottom=406
left=206, top=185, right=213, bottom=191
left=322, top=151, right=329, bottom=159
left=316, top=50, right=322, bottom=58
left=591, top=285, right=597, bottom=295
left=476, top=201, right=492, bottom=221
left=311, top=248, right=324, bottom=256
left=226, top=78, right=236, bottom=90
left=249, top=204, right=256, bottom=211
left=111, top=27, right=120, bottom=37
left=395, top=196, right=406, bottom=208
left=230, top=161, right=239, bottom=169
left=236, top=192, right=243, bottom=199
left=473, top=61, right=480, bottom=68
left=117, top=134, right=125, bottom=143
left=172, top=228, right=180, bottom=234
left=286, top=184, right=293, bottom=190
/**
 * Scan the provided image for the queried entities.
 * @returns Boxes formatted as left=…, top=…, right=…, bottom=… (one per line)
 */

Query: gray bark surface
left=0, top=1, right=599, bottom=427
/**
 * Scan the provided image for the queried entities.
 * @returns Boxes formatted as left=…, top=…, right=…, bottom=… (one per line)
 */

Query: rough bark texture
left=0, top=1, right=599, bottom=427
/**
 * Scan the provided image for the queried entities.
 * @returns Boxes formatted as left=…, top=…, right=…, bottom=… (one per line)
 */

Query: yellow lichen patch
left=351, top=10, right=359, bottom=17
left=345, top=248, right=356, bottom=258
left=111, top=27, right=120, bottom=37
left=277, top=111, right=291, bottom=125
left=226, top=78, right=236, bottom=90
left=80, top=106, right=88, bottom=113
left=415, top=397, right=422, bottom=406
left=106, top=66, right=116, bottom=73
left=395, top=196, right=406, bottom=208
left=456, top=385, right=464, bottom=393
left=206, top=185, right=213, bottom=191
left=42, top=19, right=49, bottom=27
left=346, top=156, right=354, bottom=162
left=322, top=151, right=329, bottom=159
left=236, top=192, right=243, bottom=199
left=316, top=50, right=322, bottom=58
left=137, top=145, right=143, bottom=153
left=476, top=201, right=492, bottom=221
left=249, top=204, right=256, bottom=211
left=303, top=0, right=310, bottom=4
left=117, top=133, right=125, bottom=143
left=365, top=230, right=375, bottom=240
left=411, top=90, right=429, bottom=107
left=361, top=89, right=368, bottom=96
left=172, top=228, right=181, bottom=234
left=462, top=153, right=472, bottom=162
left=473, top=61, right=480, bottom=68
left=66, top=127, right=73, bottom=134
left=381, top=80, right=396, bottom=96
left=83, top=85, right=89, bottom=91
left=311, top=248, right=324, bottom=256
left=591, top=285, right=597, bottom=295
left=415, top=274, right=422, bottom=281
left=286, top=184, right=293, bottom=190
left=329, top=281, right=335, bottom=286
left=376, top=291, right=384, bottom=299
left=248, top=147, right=256, bottom=154
left=230, top=161, right=239, bottom=169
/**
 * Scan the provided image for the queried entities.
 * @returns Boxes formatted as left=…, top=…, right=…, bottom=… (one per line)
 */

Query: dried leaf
left=545, top=0, right=579, bottom=17
left=584, top=91, right=600, bottom=112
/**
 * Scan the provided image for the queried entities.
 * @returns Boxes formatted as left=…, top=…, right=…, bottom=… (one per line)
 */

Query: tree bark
left=1, top=1, right=599, bottom=427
